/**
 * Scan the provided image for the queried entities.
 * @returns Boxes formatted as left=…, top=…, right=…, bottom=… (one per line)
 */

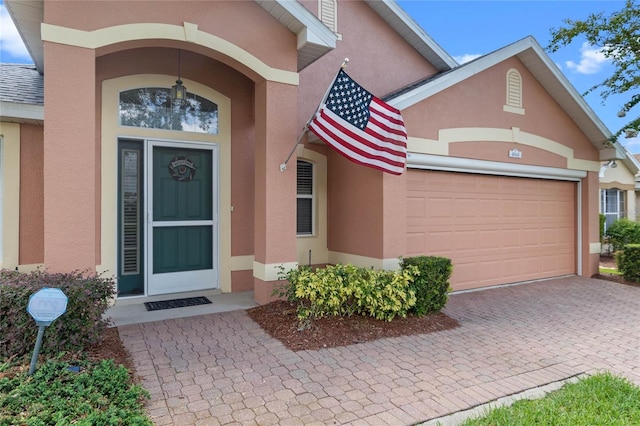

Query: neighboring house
left=599, top=151, right=640, bottom=232
left=1, top=0, right=626, bottom=305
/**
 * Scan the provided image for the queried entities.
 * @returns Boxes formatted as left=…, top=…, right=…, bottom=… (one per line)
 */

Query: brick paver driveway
left=118, top=277, right=640, bottom=425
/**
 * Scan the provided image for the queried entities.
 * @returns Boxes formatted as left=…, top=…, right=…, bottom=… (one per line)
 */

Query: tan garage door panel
left=407, top=170, right=576, bottom=291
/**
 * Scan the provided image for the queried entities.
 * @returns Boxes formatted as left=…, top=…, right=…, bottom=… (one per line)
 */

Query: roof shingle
left=0, top=63, right=44, bottom=106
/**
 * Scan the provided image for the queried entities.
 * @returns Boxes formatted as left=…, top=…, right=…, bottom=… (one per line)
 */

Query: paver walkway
left=118, top=276, right=640, bottom=425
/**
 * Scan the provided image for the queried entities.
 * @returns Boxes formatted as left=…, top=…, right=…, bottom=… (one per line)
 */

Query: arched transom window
left=119, top=88, right=218, bottom=134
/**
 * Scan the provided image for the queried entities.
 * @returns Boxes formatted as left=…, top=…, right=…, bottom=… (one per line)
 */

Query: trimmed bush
left=278, top=264, right=417, bottom=326
left=605, top=219, right=640, bottom=252
left=616, top=244, right=640, bottom=282
left=400, top=256, right=452, bottom=315
left=599, top=213, right=606, bottom=243
left=0, top=359, right=151, bottom=425
left=0, top=269, right=115, bottom=359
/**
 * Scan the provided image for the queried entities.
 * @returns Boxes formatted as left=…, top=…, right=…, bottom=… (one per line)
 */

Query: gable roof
left=386, top=36, right=626, bottom=161
left=0, top=63, right=44, bottom=124
left=622, top=150, right=640, bottom=176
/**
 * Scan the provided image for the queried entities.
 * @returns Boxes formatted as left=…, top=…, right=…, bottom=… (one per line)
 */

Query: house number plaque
left=508, top=148, right=522, bottom=159
left=168, top=156, right=196, bottom=181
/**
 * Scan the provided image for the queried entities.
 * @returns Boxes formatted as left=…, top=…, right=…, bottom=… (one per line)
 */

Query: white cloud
left=621, top=135, right=640, bottom=155
left=0, top=5, right=30, bottom=60
left=453, top=53, right=481, bottom=64
left=565, top=42, right=608, bottom=75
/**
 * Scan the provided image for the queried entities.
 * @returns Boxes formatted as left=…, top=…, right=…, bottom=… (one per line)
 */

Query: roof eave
left=364, top=0, right=457, bottom=72
left=4, top=0, right=44, bottom=74
left=0, top=101, right=44, bottom=123
left=255, top=0, right=337, bottom=71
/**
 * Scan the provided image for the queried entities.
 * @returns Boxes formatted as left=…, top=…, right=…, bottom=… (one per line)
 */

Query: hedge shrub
left=0, top=269, right=115, bottom=359
left=278, top=264, right=417, bottom=326
left=400, top=256, right=452, bottom=316
left=605, top=219, right=640, bottom=252
left=616, top=244, right=640, bottom=282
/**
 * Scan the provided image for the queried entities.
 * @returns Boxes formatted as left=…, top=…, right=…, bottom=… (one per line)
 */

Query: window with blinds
left=121, top=149, right=141, bottom=274
left=601, top=188, right=626, bottom=232
left=297, top=160, right=313, bottom=235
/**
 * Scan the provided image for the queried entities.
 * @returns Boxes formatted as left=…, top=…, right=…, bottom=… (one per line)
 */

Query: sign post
left=26, top=288, right=68, bottom=375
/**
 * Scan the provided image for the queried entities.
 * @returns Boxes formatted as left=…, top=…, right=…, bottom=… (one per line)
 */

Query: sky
left=1, top=0, right=637, bottom=153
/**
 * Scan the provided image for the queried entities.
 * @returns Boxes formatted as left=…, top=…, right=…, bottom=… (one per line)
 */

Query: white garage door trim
left=407, top=152, right=585, bottom=276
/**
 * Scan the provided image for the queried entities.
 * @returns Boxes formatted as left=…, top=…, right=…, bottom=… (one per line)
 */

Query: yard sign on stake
left=26, top=287, right=68, bottom=375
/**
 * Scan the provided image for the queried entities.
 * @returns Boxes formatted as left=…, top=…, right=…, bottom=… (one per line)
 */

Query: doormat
left=144, top=296, right=212, bottom=312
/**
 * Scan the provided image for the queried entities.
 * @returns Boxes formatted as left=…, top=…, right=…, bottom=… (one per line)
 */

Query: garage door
left=406, top=170, right=576, bottom=291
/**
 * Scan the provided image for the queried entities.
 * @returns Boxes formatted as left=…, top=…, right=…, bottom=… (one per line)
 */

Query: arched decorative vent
left=319, top=0, right=338, bottom=34
left=504, top=69, right=525, bottom=115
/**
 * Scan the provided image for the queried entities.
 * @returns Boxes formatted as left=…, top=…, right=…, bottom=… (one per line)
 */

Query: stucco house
left=599, top=151, right=640, bottom=233
left=1, top=0, right=626, bottom=306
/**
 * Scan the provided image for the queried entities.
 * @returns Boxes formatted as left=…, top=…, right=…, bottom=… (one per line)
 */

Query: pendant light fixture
left=171, top=49, right=187, bottom=104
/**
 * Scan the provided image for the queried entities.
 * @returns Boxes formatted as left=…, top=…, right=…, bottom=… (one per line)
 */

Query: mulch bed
left=246, top=300, right=460, bottom=352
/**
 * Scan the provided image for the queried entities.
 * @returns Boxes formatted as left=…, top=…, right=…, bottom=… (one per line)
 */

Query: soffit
left=255, top=0, right=337, bottom=70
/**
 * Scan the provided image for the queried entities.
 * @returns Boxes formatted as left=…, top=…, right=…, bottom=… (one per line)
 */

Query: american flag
left=308, top=70, right=407, bottom=175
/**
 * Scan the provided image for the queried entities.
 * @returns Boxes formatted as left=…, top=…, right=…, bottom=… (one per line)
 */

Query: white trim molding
left=407, top=152, right=587, bottom=181
left=41, top=22, right=299, bottom=86
left=407, top=127, right=600, bottom=173
left=253, top=261, right=298, bottom=282
left=0, top=123, right=20, bottom=270
left=230, top=255, right=254, bottom=271
left=328, top=251, right=400, bottom=271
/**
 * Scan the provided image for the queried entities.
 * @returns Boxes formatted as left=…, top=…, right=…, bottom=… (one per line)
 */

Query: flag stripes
left=308, top=70, right=407, bottom=175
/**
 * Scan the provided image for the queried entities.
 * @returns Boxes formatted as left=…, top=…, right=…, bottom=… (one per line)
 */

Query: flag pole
left=279, top=58, right=349, bottom=172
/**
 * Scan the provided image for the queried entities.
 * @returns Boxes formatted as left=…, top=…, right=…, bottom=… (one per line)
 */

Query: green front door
left=148, top=142, right=218, bottom=295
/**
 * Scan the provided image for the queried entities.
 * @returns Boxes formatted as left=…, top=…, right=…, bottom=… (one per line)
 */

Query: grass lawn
left=461, top=372, right=640, bottom=425
left=600, top=266, right=622, bottom=275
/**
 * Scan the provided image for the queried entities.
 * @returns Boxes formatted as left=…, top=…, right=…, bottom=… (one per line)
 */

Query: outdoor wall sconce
left=171, top=49, right=187, bottom=105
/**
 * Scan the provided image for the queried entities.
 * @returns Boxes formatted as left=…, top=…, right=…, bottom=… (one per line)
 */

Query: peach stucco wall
left=19, top=124, right=44, bottom=265
left=584, top=171, right=600, bottom=277
left=327, top=150, right=384, bottom=258
left=299, top=0, right=439, bottom=261
left=450, top=142, right=569, bottom=169
left=298, top=0, right=438, bottom=131
left=43, top=41, right=97, bottom=272
left=403, top=57, right=598, bottom=163
left=45, top=1, right=297, bottom=75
